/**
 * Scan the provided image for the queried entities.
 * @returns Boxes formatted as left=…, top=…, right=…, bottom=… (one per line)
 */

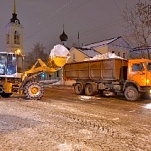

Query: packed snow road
left=0, top=85, right=151, bottom=151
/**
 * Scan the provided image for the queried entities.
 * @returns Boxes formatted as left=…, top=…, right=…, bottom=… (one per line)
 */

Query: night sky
left=0, top=0, right=138, bottom=54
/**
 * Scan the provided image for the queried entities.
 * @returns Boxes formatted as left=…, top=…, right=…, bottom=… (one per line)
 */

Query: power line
left=70, top=18, right=124, bottom=40
left=112, top=0, right=122, bottom=13
left=24, top=0, right=91, bottom=41
left=24, top=0, right=126, bottom=47
left=26, top=17, right=124, bottom=45
left=63, top=0, right=91, bottom=16
left=24, top=0, right=74, bottom=41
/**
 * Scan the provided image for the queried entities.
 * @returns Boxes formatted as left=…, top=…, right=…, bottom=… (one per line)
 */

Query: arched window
left=14, top=31, right=20, bottom=45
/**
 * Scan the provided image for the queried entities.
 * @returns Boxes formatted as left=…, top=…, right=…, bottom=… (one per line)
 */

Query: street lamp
left=15, top=49, right=22, bottom=55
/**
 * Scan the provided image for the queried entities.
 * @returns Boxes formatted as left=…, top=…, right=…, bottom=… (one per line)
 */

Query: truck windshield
left=132, top=63, right=144, bottom=71
left=146, top=62, right=151, bottom=71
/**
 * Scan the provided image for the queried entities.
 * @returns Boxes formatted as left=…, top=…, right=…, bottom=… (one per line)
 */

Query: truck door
left=7, top=54, right=17, bottom=75
left=128, top=63, right=147, bottom=86
left=146, top=62, right=151, bottom=86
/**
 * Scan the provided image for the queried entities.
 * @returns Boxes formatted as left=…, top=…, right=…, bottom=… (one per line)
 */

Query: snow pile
left=84, top=52, right=123, bottom=61
left=143, top=103, right=151, bottom=109
left=58, top=142, right=72, bottom=151
left=58, top=141, right=91, bottom=151
left=49, top=44, right=70, bottom=59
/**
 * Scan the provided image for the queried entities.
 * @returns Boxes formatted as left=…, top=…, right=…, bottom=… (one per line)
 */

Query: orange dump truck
left=63, top=58, right=151, bottom=101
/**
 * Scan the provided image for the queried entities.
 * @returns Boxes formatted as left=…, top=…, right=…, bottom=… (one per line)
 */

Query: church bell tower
left=5, top=0, right=24, bottom=53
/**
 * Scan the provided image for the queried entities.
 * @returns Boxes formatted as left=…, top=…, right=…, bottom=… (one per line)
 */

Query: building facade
left=68, top=47, right=100, bottom=62
left=69, top=36, right=132, bottom=62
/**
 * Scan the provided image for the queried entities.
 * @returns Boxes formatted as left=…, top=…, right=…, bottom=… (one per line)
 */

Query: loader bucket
left=52, top=56, right=68, bottom=67
left=49, top=44, right=70, bottom=68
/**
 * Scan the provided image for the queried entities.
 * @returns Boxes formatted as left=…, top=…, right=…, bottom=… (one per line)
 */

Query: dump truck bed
left=63, top=58, right=128, bottom=81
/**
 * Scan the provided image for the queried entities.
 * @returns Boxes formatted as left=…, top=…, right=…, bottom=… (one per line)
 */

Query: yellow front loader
left=0, top=44, right=70, bottom=99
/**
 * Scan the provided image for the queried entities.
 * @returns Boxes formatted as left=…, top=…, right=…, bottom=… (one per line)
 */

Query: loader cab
left=0, top=52, right=23, bottom=78
left=128, top=59, right=151, bottom=86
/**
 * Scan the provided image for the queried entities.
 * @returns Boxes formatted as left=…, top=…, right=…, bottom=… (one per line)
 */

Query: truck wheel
left=124, top=86, right=139, bottom=101
left=74, top=83, right=84, bottom=95
left=1, top=93, right=12, bottom=98
left=85, top=83, right=94, bottom=96
left=24, top=81, right=44, bottom=100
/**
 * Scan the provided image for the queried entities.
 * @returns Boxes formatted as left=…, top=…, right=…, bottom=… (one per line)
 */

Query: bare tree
left=123, top=0, right=151, bottom=58
left=25, top=42, right=48, bottom=70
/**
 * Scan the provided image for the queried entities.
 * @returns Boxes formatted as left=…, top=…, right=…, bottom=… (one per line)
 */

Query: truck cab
left=124, top=59, right=151, bottom=100
left=127, top=59, right=151, bottom=86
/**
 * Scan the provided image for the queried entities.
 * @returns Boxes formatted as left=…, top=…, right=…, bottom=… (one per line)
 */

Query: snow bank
left=84, top=52, right=123, bottom=61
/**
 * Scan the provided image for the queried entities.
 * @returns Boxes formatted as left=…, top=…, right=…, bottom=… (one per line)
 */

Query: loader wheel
left=85, top=83, right=95, bottom=96
left=24, top=81, right=44, bottom=100
left=74, top=83, right=84, bottom=95
left=1, top=93, right=12, bottom=98
left=124, top=86, right=140, bottom=101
